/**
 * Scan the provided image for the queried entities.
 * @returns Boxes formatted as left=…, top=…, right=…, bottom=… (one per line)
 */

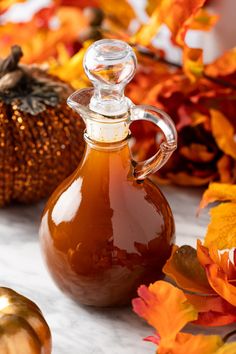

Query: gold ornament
left=0, top=287, right=51, bottom=354
left=0, top=46, right=85, bottom=206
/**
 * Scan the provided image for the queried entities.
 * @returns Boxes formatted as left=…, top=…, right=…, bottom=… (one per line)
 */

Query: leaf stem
left=223, top=330, right=236, bottom=343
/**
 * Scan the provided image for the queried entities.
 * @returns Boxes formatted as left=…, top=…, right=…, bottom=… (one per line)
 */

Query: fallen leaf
left=133, top=280, right=224, bottom=353
left=132, top=281, right=198, bottom=341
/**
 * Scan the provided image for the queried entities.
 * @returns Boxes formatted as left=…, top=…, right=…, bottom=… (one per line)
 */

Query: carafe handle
left=130, top=105, right=177, bottom=180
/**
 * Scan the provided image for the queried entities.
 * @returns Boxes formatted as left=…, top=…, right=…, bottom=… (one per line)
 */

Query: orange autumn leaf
left=205, top=47, right=236, bottom=78
left=186, top=293, right=236, bottom=326
left=170, top=333, right=222, bottom=354
left=134, top=0, right=207, bottom=46
left=203, top=203, right=236, bottom=250
left=197, top=243, right=236, bottom=306
left=135, top=0, right=206, bottom=45
left=133, top=281, right=198, bottom=341
left=211, top=109, right=236, bottom=160
left=133, top=281, right=224, bottom=354
left=183, top=47, right=204, bottom=82
left=200, top=183, right=236, bottom=209
left=0, top=6, right=87, bottom=64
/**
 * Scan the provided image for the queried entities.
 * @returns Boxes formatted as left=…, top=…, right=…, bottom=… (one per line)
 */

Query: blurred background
left=1, top=0, right=236, bottom=206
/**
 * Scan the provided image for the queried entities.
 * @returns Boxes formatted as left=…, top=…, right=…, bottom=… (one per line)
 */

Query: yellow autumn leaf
left=211, top=109, right=236, bottom=160
left=215, top=343, right=236, bottom=354
left=204, top=202, right=236, bottom=250
left=49, top=43, right=91, bottom=89
left=200, top=183, right=236, bottom=209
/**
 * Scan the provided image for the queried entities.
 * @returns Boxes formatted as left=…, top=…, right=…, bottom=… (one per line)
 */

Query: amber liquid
left=40, top=139, right=175, bottom=306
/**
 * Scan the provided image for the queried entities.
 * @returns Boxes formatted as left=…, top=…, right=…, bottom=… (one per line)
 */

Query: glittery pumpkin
left=0, top=46, right=85, bottom=206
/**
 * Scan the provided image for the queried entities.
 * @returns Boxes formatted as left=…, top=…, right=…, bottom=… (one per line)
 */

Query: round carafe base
left=40, top=175, right=175, bottom=307
left=41, top=243, right=166, bottom=307
left=39, top=141, right=175, bottom=307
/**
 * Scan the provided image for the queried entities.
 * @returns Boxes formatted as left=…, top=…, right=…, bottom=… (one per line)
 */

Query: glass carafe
left=39, top=39, right=177, bottom=307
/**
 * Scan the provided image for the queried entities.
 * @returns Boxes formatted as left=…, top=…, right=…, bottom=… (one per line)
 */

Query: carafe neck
left=80, top=137, right=133, bottom=179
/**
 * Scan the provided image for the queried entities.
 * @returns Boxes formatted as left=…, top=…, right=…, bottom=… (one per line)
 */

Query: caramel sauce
left=39, top=141, right=175, bottom=306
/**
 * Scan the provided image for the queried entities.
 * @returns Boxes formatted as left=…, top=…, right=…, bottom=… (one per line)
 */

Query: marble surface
left=0, top=186, right=233, bottom=353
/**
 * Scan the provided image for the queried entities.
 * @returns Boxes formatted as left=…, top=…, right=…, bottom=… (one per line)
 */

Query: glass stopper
left=83, top=39, right=137, bottom=116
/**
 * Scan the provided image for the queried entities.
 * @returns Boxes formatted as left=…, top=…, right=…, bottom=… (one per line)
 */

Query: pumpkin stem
left=0, top=45, right=23, bottom=75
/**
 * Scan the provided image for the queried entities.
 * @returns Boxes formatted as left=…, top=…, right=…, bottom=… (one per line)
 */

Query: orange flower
left=132, top=280, right=235, bottom=354
left=197, top=241, right=236, bottom=307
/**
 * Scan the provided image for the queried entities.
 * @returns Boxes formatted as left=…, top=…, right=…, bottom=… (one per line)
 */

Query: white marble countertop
left=0, top=186, right=233, bottom=353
